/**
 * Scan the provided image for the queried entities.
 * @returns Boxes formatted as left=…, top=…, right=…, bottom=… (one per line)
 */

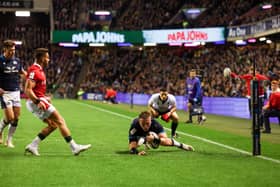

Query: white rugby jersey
left=148, top=93, right=176, bottom=113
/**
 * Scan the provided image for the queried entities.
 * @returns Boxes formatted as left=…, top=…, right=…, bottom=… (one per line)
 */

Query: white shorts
left=0, top=91, right=21, bottom=109
left=26, top=98, right=56, bottom=120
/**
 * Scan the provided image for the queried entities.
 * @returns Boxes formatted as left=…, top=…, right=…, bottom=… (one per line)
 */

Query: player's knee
left=160, top=138, right=172, bottom=146
left=55, top=117, right=66, bottom=127
left=6, top=117, right=15, bottom=124
left=10, top=119, right=18, bottom=127
left=49, top=125, right=57, bottom=131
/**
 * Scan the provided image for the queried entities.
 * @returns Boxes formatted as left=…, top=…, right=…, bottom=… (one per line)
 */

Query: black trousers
left=263, top=109, right=280, bottom=131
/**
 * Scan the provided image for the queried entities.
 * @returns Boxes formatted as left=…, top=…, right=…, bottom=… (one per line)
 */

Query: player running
left=0, top=40, right=26, bottom=148
left=24, top=48, right=91, bottom=156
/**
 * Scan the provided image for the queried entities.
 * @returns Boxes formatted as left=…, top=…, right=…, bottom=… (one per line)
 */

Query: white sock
left=7, top=125, right=16, bottom=142
left=172, top=139, right=181, bottom=147
left=69, top=139, right=77, bottom=150
left=31, top=136, right=41, bottom=147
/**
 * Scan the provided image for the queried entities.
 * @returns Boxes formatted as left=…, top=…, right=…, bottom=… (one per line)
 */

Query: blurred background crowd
left=0, top=0, right=279, bottom=98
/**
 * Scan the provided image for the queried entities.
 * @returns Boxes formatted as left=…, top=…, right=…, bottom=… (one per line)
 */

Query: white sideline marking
left=73, top=101, right=280, bottom=164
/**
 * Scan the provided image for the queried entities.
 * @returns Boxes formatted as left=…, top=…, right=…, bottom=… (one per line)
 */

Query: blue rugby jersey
left=186, top=76, right=202, bottom=100
left=128, top=118, right=164, bottom=142
left=0, top=55, right=23, bottom=91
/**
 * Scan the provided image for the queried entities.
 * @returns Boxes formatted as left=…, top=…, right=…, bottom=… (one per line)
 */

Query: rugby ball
left=223, top=67, right=231, bottom=77
left=147, top=131, right=160, bottom=149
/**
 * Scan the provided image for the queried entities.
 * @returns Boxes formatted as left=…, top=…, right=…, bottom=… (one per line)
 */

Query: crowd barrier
left=83, top=92, right=278, bottom=123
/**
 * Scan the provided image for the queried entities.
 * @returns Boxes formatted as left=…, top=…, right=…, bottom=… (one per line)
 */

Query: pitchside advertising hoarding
left=52, top=27, right=225, bottom=44
left=143, top=28, right=225, bottom=43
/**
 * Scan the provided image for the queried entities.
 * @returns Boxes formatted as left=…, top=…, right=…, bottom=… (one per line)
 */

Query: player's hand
left=146, top=134, right=154, bottom=143
left=0, top=88, right=5, bottom=96
left=45, top=96, right=52, bottom=103
left=37, top=101, right=47, bottom=111
left=138, top=150, right=146, bottom=156
left=152, top=109, right=159, bottom=117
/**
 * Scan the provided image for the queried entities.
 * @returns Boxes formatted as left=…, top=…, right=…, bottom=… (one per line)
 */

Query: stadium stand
left=0, top=0, right=279, bottom=98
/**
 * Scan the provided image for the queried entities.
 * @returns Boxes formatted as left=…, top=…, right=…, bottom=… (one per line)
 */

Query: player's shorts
left=188, top=98, right=202, bottom=106
left=26, top=97, right=56, bottom=120
left=0, top=91, right=21, bottom=109
left=153, top=109, right=170, bottom=115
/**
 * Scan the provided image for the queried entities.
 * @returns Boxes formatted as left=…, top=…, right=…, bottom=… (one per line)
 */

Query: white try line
left=72, top=101, right=280, bottom=164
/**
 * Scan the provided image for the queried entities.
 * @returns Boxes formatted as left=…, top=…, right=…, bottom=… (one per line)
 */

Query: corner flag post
left=251, top=61, right=261, bottom=155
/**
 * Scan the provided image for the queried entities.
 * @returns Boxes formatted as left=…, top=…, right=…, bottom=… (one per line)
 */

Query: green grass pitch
left=0, top=99, right=279, bottom=187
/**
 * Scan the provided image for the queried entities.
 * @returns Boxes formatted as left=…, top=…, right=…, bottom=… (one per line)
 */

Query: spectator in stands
left=262, top=79, right=280, bottom=133
left=230, top=65, right=269, bottom=127
left=104, top=86, right=118, bottom=104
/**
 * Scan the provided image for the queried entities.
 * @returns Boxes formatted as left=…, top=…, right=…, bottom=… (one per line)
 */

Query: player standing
left=0, top=40, right=26, bottom=148
left=185, top=69, right=205, bottom=124
left=148, top=88, right=179, bottom=138
left=24, top=48, right=91, bottom=156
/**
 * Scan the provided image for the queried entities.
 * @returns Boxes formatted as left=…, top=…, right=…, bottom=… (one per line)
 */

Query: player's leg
left=0, top=98, right=13, bottom=144
left=3, top=91, right=22, bottom=147
left=1, top=107, right=15, bottom=147
left=248, top=98, right=252, bottom=117
left=5, top=106, right=21, bottom=148
left=186, top=101, right=193, bottom=123
left=48, top=110, right=91, bottom=155
left=25, top=119, right=57, bottom=156
left=158, top=134, right=194, bottom=151
left=170, top=112, right=179, bottom=138
left=0, top=116, right=9, bottom=144
left=262, top=110, right=271, bottom=133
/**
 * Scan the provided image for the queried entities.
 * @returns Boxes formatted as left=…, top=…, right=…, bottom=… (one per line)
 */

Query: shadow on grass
left=115, top=149, right=184, bottom=155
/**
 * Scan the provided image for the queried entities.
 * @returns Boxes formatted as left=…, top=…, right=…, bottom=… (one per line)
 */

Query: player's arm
left=0, top=88, right=5, bottom=96
left=239, top=74, right=253, bottom=80
left=170, top=105, right=176, bottom=113
left=128, top=136, right=146, bottom=156
left=230, top=72, right=252, bottom=80
left=25, top=79, right=40, bottom=104
left=256, top=74, right=269, bottom=81
left=147, top=96, right=158, bottom=116
left=25, top=79, right=46, bottom=110
left=194, top=81, right=201, bottom=102
left=148, top=104, right=156, bottom=114
left=20, top=69, right=27, bottom=78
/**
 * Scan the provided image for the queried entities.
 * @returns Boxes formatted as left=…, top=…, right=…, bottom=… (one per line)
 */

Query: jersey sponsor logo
left=130, top=128, right=137, bottom=135
left=29, top=72, right=35, bottom=79
left=4, top=66, right=19, bottom=73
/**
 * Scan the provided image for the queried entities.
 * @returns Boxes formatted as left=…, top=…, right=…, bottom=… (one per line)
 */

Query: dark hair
left=139, top=111, right=151, bottom=119
left=3, top=40, right=15, bottom=49
left=159, top=87, right=167, bottom=92
left=35, top=48, right=48, bottom=60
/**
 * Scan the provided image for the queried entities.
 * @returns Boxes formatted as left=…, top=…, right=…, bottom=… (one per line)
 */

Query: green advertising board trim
left=52, top=30, right=143, bottom=44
